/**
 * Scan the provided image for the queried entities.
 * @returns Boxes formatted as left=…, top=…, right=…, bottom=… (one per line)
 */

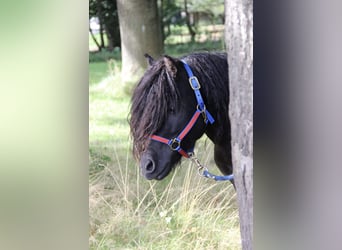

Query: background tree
left=225, top=0, right=253, bottom=249
left=159, top=0, right=182, bottom=41
left=183, top=0, right=196, bottom=42
left=185, top=0, right=225, bottom=26
left=117, top=0, right=163, bottom=83
left=89, top=0, right=121, bottom=51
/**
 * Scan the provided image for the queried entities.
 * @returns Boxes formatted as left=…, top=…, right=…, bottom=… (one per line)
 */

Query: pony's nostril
left=145, top=159, right=155, bottom=174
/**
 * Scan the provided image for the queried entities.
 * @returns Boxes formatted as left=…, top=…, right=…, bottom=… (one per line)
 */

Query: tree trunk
left=99, top=20, right=105, bottom=49
left=103, top=24, right=114, bottom=52
left=117, top=0, right=163, bottom=83
left=102, top=0, right=121, bottom=51
left=89, top=26, right=101, bottom=52
left=225, top=0, right=253, bottom=249
left=96, top=0, right=105, bottom=49
left=159, top=0, right=165, bottom=41
left=184, top=0, right=196, bottom=42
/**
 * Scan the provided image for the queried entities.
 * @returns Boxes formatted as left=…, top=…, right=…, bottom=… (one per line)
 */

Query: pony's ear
left=163, top=55, right=178, bottom=78
left=144, top=53, right=154, bottom=66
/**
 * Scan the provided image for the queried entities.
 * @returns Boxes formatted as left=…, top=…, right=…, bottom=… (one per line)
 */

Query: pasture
left=89, top=41, right=240, bottom=249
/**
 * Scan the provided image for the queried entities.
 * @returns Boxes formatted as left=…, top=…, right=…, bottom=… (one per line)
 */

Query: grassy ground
left=89, top=40, right=240, bottom=249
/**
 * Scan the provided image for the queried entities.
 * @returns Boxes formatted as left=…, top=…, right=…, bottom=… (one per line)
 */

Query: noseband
left=150, top=60, right=215, bottom=158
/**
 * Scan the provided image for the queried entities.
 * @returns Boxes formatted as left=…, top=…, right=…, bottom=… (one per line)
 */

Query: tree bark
left=117, top=0, right=163, bottom=83
left=225, top=0, right=253, bottom=249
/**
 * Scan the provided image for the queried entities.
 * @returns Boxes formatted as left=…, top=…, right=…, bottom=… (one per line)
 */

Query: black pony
left=129, top=52, right=232, bottom=181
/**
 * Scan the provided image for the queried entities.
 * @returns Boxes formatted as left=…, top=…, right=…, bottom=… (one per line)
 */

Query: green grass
left=89, top=40, right=240, bottom=249
left=165, top=40, right=225, bottom=57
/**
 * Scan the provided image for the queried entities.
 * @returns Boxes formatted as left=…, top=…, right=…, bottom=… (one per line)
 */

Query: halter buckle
left=189, top=76, right=201, bottom=90
left=168, top=138, right=181, bottom=151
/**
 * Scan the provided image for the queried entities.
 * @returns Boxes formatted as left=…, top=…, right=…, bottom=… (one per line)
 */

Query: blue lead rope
left=202, top=170, right=234, bottom=181
left=188, top=152, right=234, bottom=182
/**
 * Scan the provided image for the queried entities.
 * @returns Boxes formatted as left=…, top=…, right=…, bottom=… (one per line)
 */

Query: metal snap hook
left=197, top=165, right=209, bottom=177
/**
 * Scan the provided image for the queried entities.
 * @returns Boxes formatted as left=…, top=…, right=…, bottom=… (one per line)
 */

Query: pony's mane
left=129, top=52, right=228, bottom=159
left=129, top=58, right=180, bottom=159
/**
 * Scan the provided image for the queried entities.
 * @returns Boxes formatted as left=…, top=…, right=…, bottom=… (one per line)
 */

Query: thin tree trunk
left=160, top=0, right=165, bottom=41
left=96, top=0, right=105, bottom=49
left=225, top=0, right=253, bottom=249
left=184, top=0, right=196, bottom=42
left=99, top=18, right=105, bottom=49
left=103, top=24, right=113, bottom=51
left=89, top=26, right=101, bottom=52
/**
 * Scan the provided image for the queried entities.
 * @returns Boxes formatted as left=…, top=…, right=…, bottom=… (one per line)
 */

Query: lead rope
left=188, top=152, right=234, bottom=182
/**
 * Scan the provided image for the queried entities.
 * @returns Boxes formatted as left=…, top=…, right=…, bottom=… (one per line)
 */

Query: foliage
left=161, top=1, right=183, bottom=25
left=171, top=0, right=225, bottom=22
left=160, top=0, right=184, bottom=40
left=88, top=0, right=97, bottom=17
left=89, top=0, right=120, bottom=51
left=187, top=0, right=225, bottom=22
left=161, top=0, right=224, bottom=43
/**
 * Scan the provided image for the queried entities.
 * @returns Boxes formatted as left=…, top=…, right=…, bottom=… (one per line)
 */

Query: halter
left=150, top=60, right=215, bottom=158
left=150, top=60, right=234, bottom=182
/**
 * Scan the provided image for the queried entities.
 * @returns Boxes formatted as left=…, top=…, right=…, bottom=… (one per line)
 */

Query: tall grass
left=89, top=42, right=240, bottom=249
left=89, top=140, right=240, bottom=250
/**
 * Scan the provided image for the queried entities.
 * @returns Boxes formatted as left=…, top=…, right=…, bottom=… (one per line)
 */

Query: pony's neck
left=202, top=88, right=230, bottom=146
left=205, top=110, right=230, bottom=146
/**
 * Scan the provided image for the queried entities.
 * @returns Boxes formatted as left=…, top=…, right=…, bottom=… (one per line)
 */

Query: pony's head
left=129, top=54, right=209, bottom=180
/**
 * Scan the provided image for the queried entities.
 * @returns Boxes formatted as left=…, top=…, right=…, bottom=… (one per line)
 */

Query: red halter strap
left=150, top=110, right=202, bottom=158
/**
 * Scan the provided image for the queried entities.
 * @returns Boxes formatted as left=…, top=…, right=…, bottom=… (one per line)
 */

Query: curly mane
left=129, top=58, right=180, bottom=159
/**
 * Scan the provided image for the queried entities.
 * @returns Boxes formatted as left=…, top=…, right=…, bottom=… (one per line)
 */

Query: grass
left=89, top=153, right=240, bottom=249
left=89, top=38, right=240, bottom=249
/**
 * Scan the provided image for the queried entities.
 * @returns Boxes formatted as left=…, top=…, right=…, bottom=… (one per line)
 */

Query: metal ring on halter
left=168, top=138, right=181, bottom=151
left=196, top=104, right=207, bottom=123
left=196, top=104, right=206, bottom=112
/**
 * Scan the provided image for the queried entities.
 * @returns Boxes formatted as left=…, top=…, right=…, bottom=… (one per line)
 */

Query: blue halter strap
left=181, top=60, right=215, bottom=124
left=182, top=60, right=233, bottom=182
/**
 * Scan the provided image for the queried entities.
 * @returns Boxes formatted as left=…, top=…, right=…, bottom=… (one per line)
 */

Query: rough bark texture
left=225, top=0, right=253, bottom=249
left=117, top=0, right=163, bottom=83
